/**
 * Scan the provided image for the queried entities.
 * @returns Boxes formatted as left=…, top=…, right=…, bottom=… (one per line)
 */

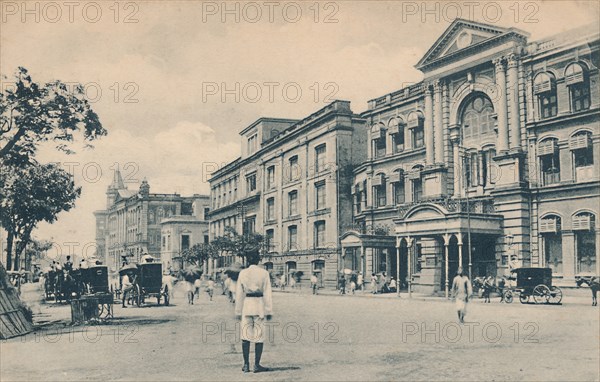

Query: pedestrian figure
left=310, top=273, right=319, bottom=295
left=389, top=277, right=397, bottom=293
left=451, top=267, right=473, bottom=324
left=370, top=273, right=377, bottom=294
left=349, top=280, right=356, bottom=294
left=339, top=276, right=346, bottom=295
left=185, top=280, right=194, bottom=305
left=121, top=272, right=135, bottom=308
left=357, top=272, right=363, bottom=292
left=206, top=277, right=215, bottom=301
left=194, top=278, right=202, bottom=301
left=235, top=251, right=273, bottom=373
left=279, top=274, right=286, bottom=290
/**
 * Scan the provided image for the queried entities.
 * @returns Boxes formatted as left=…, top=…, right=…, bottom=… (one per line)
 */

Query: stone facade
left=344, top=19, right=599, bottom=294
left=95, top=169, right=210, bottom=273
left=208, top=102, right=367, bottom=288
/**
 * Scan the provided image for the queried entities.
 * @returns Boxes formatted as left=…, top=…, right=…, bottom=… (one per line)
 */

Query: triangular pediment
left=416, top=19, right=527, bottom=70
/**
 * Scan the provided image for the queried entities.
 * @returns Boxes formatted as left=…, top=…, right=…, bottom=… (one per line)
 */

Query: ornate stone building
left=341, top=19, right=599, bottom=294
left=208, top=102, right=367, bottom=288
left=94, top=169, right=210, bottom=273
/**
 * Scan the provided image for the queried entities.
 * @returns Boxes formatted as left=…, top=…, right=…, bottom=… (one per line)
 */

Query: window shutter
left=538, top=140, right=558, bottom=156
left=371, top=176, right=383, bottom=187
left=389, top=171, right=402, bottom=183
left=540, top=218, right=560, bottom=233
left=569, top=134, right=590, bottom=150
left=572, top=215, right=592, bottom=231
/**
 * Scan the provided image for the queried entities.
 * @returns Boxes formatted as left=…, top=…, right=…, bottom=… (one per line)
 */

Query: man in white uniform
left=235, top=252, right=273, bottom=373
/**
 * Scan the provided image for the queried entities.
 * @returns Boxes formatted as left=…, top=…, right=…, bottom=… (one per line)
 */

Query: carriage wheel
left=504, top=290, right=513, bottom=303
left=132, top=284, right=142, bottom=307
left=533, top=285, right=551, bottom=304
left=549, top=286, right=563, bottom=304
left=519, top=293, right=530, bottom=304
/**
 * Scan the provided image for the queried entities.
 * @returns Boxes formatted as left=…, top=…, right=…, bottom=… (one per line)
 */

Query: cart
left=503, top=267, right=562, bottom=304
left=123, top=262, right=169, bottom=307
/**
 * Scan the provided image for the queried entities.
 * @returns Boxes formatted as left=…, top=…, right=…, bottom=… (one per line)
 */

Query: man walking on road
left=235, top=251, right=273, bottom=373
left=451, top=267, right=472, bottom=323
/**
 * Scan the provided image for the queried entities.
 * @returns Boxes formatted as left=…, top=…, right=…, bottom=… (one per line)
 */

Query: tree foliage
left=0, top=67, right=107, bottom=159
left=182, top=242, right=219, bottom=268
left=0, top=161, right=81, bottom=270
left=215, top=227, right=265, bottom=264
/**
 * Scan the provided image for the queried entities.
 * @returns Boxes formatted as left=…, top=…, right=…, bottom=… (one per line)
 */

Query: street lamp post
left=459, top=147, right=473, bottom=281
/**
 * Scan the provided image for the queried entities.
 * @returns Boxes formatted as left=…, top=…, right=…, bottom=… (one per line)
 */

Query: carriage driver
left=235, top=251, right=273, bottom=373
left=121, top=271, right=135, bottom=308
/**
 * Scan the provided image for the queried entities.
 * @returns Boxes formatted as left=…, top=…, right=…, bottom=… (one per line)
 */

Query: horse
left=473, top=276, right=505, bottom=303
left=576, top=276, right=599, bottom=306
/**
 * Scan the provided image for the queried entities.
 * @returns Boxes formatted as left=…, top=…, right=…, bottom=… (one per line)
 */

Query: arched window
left=461, top=94, right=495, bottom=141
left=534, top=72, right=557, bottom=119
left=390, top=169, right=405, bottom=205
left=573, top=212, right=596, bottom=274
left=570, top=131, right=594, bottom=182
left=464, top=146, right=496, bottom=187
left=372, top=173, right=387, bottom=207
left=538, top=138, right=560, bottom=185
left=565, top=63, right=590, bottom=112
left=371, top=123, right=387, bottom=158
left=388, top=118, right=405, bottom=153
left=540, top=215, right=562, bottom=274
left=408, top=112, right=424, bottom=149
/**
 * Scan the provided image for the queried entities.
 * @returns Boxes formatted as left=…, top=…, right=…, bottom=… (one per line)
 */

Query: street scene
left=1, top=1, right=599, bottom=381
left=2, top=287, right=599, bottom=381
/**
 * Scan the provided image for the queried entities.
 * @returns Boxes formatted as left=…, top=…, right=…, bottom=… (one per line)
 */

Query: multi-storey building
left=160, top=196, right=210, bottom=273
left=341, top=19, right=599, bottom=294
left=208, top=102, right=367, bottom=288
left=94, top=169, right=210, bottom=273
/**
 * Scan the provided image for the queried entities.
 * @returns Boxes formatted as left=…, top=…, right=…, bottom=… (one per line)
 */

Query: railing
left=342, top=223, right=392, bottom=236
left=397, top=196, right=496, bottom=219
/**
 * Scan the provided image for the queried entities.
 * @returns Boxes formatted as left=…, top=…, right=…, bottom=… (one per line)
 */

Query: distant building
left=94, top=169, right=210, bottom=273
left=160, top=196, right=210, bottom=273
left=208, top=103, right=367, bottom=288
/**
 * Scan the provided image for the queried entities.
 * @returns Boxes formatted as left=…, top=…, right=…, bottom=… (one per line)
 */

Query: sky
left=1, top=0, right=598, bottom=260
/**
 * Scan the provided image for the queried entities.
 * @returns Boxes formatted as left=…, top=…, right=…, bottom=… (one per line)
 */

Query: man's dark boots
left=253, top=343, right=269, bottom=373
left=241, top=340, right=250, bottom=372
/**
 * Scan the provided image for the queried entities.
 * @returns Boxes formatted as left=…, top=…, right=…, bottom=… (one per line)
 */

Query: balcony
left=575, top=165, right=594, bottom=182
left=397, top=197, right=496, bottom=219
left=543, top=169, right=561, bottom=186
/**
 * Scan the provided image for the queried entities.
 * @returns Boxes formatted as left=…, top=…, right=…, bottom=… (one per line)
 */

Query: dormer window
left=247, top=134, right=258, bottom=155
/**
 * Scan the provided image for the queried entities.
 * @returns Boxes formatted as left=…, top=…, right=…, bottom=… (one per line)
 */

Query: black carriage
left=80, top=265, right=110, bottom=294
left=43, top=269, right=81, bottom=302
left=503, top=267, right=562, bottom=304
left=121, top=262, right=169, bottom=307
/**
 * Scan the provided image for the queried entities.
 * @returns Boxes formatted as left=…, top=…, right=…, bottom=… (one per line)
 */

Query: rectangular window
left=246, top=174, right=256, bottom=193
left=573, top=145, right=594, bottom=182
left=266, top=198, right=275, bottom=221
left=315, top=181, right=326, bottom=210
left=540, top=151, right=560, bottom=186
left=181, top=235, right=190, bottom=252
left=314, top=221, right=326, bottom=248
left=265, top=229, right=275, bottom=252
left=315, top=144, right=326, bottom=173
left=393, top=129, right=405, bottom=153
left=243, top=216, right=256, bottom=234
left=393, top=181, right=405, bottom=205
left=412, top=179, right=422, bottom=202
left=288, top=225, right=298, bottom=251
left=247, top=134, right=258, bottom=155
left=287, top=155, right=300, bottom=182
left=288, top=191, right=298, bottom=216
left=266, top=166, right=275, bottom=189
left=412, top=126, right=424, bottom=149
left=372, top=129, right=387, bottom=158
left=570, top=83, right=590, bottom=112
left=539, top=93, right=557, bottom=119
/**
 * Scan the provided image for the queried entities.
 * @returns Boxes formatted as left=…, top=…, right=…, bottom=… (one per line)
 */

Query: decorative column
left=494, top=57, right=509, bottom=153
left=457, top=235, right=463, bottom=268
left=424, top=84, right=435, bottom=164
left=434, top=80, right=444, bottom=164
left=395, top=238, right=401, bottom=297
left=507, top=53, right=521, bottom=150
left=407, top=237, right=413, bottom=298
left=443, top=234, right=451, bottom=299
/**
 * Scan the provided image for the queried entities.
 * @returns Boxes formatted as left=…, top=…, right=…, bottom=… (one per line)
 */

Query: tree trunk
left=14, top=225, right=33, bottom=272
left=5, top=231, right=14, bottom=271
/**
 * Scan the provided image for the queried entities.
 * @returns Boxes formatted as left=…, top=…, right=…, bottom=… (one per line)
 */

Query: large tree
left=0, top=67, right=106, bottom=159
left=0, top=161, right=80, bottom=270
left=182, top=242, right=219, bottom=269
left=215, top=227, right=265, bottom=266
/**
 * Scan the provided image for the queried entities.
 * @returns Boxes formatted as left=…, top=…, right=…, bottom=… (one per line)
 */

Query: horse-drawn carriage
left=120, top=262, right=169, bottom=307
left=503, top=267, right=562, bottom=304
left=44, top=265, right=110, bottom=302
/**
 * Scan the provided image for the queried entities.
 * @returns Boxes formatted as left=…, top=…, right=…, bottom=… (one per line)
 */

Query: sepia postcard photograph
left=0, top=1, right=599, bottom=381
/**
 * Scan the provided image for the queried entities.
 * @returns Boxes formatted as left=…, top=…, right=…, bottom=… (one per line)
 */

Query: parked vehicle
left=503, top=267, right=562, bottom=305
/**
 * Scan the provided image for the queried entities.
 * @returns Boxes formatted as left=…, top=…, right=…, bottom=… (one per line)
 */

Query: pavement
left=1, top=283, right=599, bottom=381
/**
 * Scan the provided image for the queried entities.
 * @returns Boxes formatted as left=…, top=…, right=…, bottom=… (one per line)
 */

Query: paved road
left=2, top=286, right=599, bottom=381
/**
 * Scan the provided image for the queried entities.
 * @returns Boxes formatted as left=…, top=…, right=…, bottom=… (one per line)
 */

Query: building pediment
left=416, top=19, right=528, bottom=71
